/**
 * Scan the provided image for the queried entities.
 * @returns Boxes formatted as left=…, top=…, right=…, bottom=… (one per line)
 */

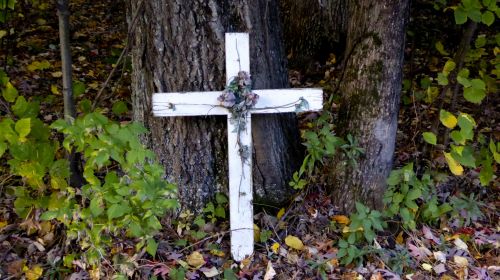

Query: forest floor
left=0, top=0, right=498, bottom=279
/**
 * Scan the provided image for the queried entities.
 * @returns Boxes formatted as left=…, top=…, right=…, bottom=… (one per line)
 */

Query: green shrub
left=0, top=73, right=178, bottom=267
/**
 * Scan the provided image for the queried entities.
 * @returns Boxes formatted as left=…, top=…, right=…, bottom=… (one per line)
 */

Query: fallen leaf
left=422, top=226, right=441, bottom=244
left=307, top=207, right=318, bottom=218
left=240, top=257, right=252, bottom=268
left=201, top=267, right=219, bottom=278
left=453, top=255, right=469, bottom=267
left=285, top=235, right=304, bottom=250
left=254, top=224, right=260, bottom=241
left=454, top=238, right=469, bottom=251
left=31, top=241, right=45, bottom=252
left=331, top=215, right=350, bottom=224
left=396, top=231, right=404, bottom=245
left=24, top=265, right=43, bottom=280
left=271, top=242, right=280, bottom=254
left=286, top=252, right=299, bottom=264
left=209, top=249, right=225, bottom=257
left=50, top=85, right=61, bottom=95
left=307, top=246, right=318, bottom=255
left=276, top=208, right=285, bottom=219
left=433, top=263, right=446, bottom=274
left=7, top=259, right=25, bottom=275
left=433, top=251, right=447, bottom=263
left=263, top=261, right=276, bottom=280
left=187, top=251, right=205, bottom=268
left=51, top=71, right=63, bottom=78
left=407, top=243, right=432, bottom=260
left=88, top=81, right=99, bottom=89
left=0, top=220, right=7, bottom=229
left=422, top=263, right=433, bottom=271
left=69, top=271, right=89, bottom=280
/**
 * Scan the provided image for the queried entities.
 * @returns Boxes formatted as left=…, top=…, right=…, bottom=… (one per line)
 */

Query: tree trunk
left=326, top=0, right=410, bottom=212
left=280, top=0, right=348, bottom=67
left=57, top=0, right=82, bottom=187
left=127, top=0, right=302, bottom=211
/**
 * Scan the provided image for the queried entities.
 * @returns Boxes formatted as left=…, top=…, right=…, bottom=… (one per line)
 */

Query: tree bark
left=326, top=0, right=410, bottom=212
left=127, top=0, right=302, bottom=211
left=280, top=0, right=348, bottom=67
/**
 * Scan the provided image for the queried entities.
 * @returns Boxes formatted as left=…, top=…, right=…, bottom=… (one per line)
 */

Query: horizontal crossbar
left=152, top=88, right=323, bottom=117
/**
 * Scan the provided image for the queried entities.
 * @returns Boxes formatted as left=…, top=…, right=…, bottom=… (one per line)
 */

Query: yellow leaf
left=254, top=224, right=260, bottom=241
left=51, top=71, right=63, bottom=78
left=444, top=152, right=464, bottom=176
left=395, top=231, right=404, bottom=245
left=240, top=257, right=252, bottom=269
left=440, top=110, right=458, bottom=129
left=285, top=235, right=304, bottom=250
left=0, top=220, right=7, bottom=229
left=276, top=208, right=285, bottom=219
left=89, top=81, right=99, bottom=89
left=422, top=263, right=433, bottom=271
left=209, top=249, right=225, bottom=257
left=331, top=215, right=350, bottom=225
left=271, top=242, right=280, bottom=254
left=50, top=84, right=60, bottom=95
left=0, top=30, right=7, bottom=39
left=27, top=60, right=51, bottom=72
left=89, top=268, right=100, bottom=280
left=24, top=265, right=43, bottom=280
left=187, top=251, right=205, bottom=268
left=342, top=226, right=363, bottom=233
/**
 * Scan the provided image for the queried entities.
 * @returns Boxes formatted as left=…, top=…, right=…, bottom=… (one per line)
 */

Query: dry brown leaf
left=263, top=261, right=276, bottom=280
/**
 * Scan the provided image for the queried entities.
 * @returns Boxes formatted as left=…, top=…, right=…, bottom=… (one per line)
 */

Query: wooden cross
left=153, top=33, right=323, bottom=261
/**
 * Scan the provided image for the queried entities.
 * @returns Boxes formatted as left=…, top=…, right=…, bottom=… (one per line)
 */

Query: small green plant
left=202, top=193, right=228, bottom=223
left=289, top=113, right=363, bottom=190
left=347, top=202, right=386, bottom=243
left=380, top=246, right=414, bottom=275
left=450, top=193, right=485, bottom=226
left=306, top=257, right=335, bottom=279
left=336, top=203, right=385, bottom=265
left=0, top=74, right=178, bottom=268
left=336, top=239, right=370, bottom=266
left=175, top=193, right=229, bottom=242
left=420, top=195, right=453, bottom=224
left=384, top=164, right=431, bottom=230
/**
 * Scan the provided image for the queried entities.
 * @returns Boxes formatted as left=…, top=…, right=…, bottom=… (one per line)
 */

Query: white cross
left=153, top=33, right=322, bottom=261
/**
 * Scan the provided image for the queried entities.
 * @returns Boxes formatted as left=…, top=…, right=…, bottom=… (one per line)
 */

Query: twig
left=178, top=231, right=228, bottom=253
left=91, top=46, right=128, bottom=110
left=91, top=0, right=144, bottom=110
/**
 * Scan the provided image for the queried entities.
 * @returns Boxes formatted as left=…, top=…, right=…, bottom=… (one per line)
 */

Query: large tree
left=126, top=1, right=302, bottom=210
left=326, top=0, right=410, bottom=212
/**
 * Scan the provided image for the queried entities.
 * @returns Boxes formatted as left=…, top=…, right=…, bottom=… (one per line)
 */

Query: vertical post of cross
left=225, top=33, right=254, bottom=261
